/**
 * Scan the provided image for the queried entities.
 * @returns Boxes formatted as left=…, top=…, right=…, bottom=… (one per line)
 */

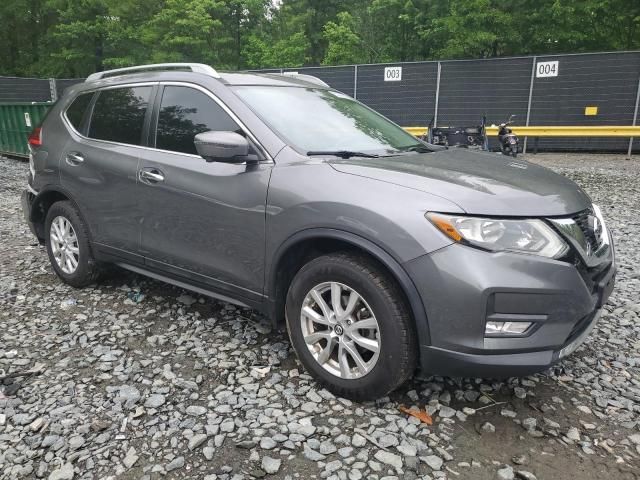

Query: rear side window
left=155, top=86, right=239, bottom=155
left=89, top=86, right=152, bottom=145
left=65, top=93, right=93, bottom=133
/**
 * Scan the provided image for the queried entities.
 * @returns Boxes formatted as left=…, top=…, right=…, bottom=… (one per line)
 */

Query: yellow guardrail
left=404, top=127, right=428, bottom=136
left=404, top=125, right=640, bottom=137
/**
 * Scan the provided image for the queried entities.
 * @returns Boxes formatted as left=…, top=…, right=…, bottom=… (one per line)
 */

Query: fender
left=267, top=227, right=432, bottom=347
left=29, top=184, right=94, bottom=244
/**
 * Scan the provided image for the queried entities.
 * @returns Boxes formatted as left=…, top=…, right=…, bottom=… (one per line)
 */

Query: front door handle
left=65, top=152, right=84, bottom=166
left=139, top=169, right=165, bottom=183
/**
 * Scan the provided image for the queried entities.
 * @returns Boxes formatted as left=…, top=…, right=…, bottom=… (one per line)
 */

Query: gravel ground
left=1, top=153, right=639, bottom=480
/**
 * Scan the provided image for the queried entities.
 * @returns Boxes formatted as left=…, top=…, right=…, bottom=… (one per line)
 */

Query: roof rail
left=86, top=63, right=220, bottom=82
left=281, top=72, right=330, bottom=88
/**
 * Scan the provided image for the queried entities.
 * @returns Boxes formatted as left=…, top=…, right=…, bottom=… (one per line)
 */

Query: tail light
left=28, top=127, right=42, bottom=147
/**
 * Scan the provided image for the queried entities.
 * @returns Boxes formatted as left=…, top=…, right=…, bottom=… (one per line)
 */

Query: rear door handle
left=65, top=152, right=84, bottom=166
left=139, top=168, right=165, bottom=183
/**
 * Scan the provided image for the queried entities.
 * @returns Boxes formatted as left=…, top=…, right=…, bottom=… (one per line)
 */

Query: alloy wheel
left=300, top=282, right=381, bottom=379
left=50, top=215, right=80, bottom=274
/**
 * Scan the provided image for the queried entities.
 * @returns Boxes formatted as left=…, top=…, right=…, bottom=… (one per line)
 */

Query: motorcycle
left=498, top=115, right=519, bottom=157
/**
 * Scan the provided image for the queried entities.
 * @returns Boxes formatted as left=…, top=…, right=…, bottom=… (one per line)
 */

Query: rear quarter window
left=88, top=86, right=152, bottom=145
left=65, top=93, right=93, bottom=133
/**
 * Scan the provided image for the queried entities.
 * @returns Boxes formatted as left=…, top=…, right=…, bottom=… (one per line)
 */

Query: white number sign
left=536, top=61, right=559, bottom=78
left=384, top=66, right=402, bottom=82
left=24, top=112, right=32, bottom=127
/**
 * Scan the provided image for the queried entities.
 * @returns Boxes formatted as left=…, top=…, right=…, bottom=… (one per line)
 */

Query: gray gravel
left=1, top=153, right=639, bottom=480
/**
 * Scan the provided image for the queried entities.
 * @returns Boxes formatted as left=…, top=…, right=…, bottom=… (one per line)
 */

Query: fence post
left=49, top=78, right=57, bottom=102
left=523, top=56, right=536, bottom=154
left=353, top=65, right=358, bottom=99
left=628, top=71, right=640, bottom=159
left=433, top=62, right=441, bottom=127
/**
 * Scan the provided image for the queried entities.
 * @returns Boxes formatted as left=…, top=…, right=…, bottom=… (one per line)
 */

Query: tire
left=285, top=252, right=417, bottom=400
left=45, top=200, right=101, bottom=288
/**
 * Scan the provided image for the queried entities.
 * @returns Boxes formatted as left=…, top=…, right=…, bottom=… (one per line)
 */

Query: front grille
left=572, top=208, right=600, bottom=253
left=560, top=208, right=612, bottom=294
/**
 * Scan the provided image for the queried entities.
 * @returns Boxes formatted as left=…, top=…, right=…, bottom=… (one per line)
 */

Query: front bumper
left=406, top=241, right=615, bottom=378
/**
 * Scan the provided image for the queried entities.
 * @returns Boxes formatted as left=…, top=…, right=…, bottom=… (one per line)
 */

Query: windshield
left=232, top=86, right=426, bottom=156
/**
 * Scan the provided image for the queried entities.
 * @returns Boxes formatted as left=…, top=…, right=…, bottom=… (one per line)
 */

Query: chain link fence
left=1, top=50, right=639, bottom=153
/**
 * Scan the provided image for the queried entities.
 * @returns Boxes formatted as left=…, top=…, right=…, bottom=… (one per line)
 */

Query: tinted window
left=156, top=86, right=239, bottom=155
left=89, top=86, right=152, bottom=145
left=66, top=93, right=93, bottom=132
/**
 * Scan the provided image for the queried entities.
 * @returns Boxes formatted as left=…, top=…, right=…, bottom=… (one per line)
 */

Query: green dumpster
left=0, top=102, right=52, bottom=158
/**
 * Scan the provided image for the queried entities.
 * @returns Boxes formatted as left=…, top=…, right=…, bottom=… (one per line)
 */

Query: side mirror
left=194, top=131, right=249, bottom=163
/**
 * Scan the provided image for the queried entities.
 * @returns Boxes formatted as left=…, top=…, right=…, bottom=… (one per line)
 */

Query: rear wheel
left=45, top=201, right=102, bottom=288
left=285, top=252, right=417, bottom=400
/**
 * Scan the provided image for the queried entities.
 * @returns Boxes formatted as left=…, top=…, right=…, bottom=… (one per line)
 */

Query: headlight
left=426, top=212, right=568, bottom=258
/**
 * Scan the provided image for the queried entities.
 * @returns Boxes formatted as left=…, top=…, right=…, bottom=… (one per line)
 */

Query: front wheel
left=285, top=253, right=417, bottom=400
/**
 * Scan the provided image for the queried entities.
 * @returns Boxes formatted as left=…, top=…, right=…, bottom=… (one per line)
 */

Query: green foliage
left=44, top=0, right=111, bottom=75
left=0, top=0, right=637, bottom=77
left=323, top=12, right=361, bottom=65
left=142, top=0, right=224, bottom=64
left=243, top=32, right=310, bottom=67
left=430, top=0, right=521, bottom=58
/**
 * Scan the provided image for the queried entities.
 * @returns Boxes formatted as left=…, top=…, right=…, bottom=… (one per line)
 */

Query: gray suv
left=22, top=63, right=616, bottom=400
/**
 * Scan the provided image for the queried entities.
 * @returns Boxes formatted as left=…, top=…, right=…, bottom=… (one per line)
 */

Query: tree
left=426, top=0, right=521, bottom=58
left=100, top=0, right=163, bottom=68
left=43, top=0, right=113, bottom=76
left=367, top=0, right=426, bottom=62
left=0, top=0, right=638, bottom=77
left=516, top=0, right=640, bottom=55
left=272, top=0, right=357, bottom=64
left=244, top=32, right=310, bottom=68
left=139, top=0, right=225, bottom=65
left=322, top=12, right=362, bottom=65
left=221, top=1, right=272, bottom=69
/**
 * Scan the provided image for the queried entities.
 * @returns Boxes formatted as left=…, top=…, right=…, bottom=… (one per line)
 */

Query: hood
left=329, top=149, right=591, bottom=217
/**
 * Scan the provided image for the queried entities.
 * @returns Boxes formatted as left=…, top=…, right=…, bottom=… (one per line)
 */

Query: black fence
left=0, top=76, right=54, bottom=103
left=253, top=51, right=640, bottom=153
left=0, top=76, right=83, bottom=103
left=2, top=51, right=639, bottom=152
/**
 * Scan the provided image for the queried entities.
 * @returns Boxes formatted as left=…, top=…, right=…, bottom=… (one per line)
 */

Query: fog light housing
left=485, top=321, right=532, bottom=336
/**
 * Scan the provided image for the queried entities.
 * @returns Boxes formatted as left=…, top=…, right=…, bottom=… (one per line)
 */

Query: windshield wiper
left=400, top=144, right=437, bottom=153
left=307, top=150, right=381, bottom=159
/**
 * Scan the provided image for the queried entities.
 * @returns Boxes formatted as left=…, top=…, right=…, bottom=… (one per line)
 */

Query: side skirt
left=115, top=262, right=264, bottom=312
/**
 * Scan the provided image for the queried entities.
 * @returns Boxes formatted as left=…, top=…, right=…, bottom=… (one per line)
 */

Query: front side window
left=155, top=86, right=240, bottom=155
left=66, top=93, right=93, bottom=133
left=232, top=86, right=424, bottom=155
left=88, top=86, right=152, bottom=145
